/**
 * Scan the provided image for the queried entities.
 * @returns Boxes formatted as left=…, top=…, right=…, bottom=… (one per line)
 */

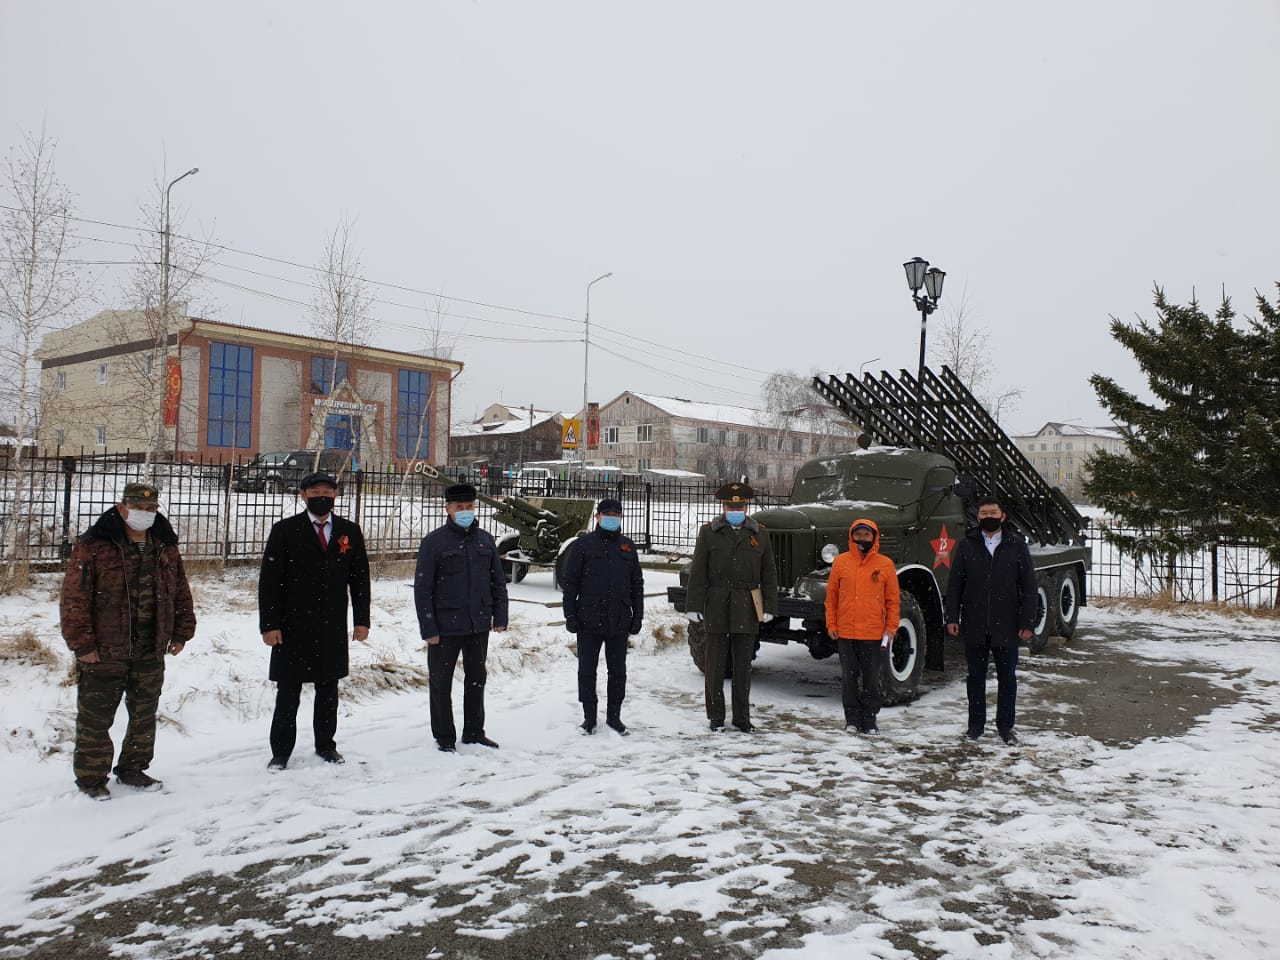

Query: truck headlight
left=820, top=543, right=840, bottom=565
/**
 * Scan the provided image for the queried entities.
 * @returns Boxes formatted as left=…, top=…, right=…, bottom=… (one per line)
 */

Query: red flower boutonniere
left=337, top=535, right=350, bottom=555
left=749, top=535, right=758, bottom=548
left=621, top=543, right=632, bottom=552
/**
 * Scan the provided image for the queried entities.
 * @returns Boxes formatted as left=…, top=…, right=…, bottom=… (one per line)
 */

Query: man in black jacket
left=560, top=498, right=645, bottom=735
left=260, top=472, right=371, bottom=769
left=944, top=496, right=1037, bottom=745
left=414, top=483, right=509, bottom=752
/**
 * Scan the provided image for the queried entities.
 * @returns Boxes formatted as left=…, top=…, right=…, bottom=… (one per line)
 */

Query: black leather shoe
left=580, top=719, right=597, bottom=735
left=461, top=735, right=500, bottom=749
left=437, top=742, right=456, bottom=753
left=710, top=722, right=725, bottom=732
left=733, top=722, right=756, bottom=734
left=999, top=729, right=1019, bottom=746
left=862, top=725, right=879, bottom=735
left=316, top=749, right=345, bottom=764
left=605, top=717, right=628, bottom=736
left=267, top=756, right=288, bottom=771
left=966, top=726, right=983, bottom=740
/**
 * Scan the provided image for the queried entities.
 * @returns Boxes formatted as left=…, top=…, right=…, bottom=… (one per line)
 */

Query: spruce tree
left=1086, top=284, right=1280, bottom=575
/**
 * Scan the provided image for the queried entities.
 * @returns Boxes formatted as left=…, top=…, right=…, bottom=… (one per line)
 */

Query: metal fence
left=1, top=452, right=1276, bottom=607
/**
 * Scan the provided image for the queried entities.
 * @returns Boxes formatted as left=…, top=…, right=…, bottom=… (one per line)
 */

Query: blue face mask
left=453, top=510, right=475, bottom=528
left=599, top=515, right=622, bottom=532
left=725, top=510, right=746, bottom=527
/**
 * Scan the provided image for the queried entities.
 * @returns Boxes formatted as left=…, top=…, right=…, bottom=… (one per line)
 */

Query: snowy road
left=1, top=572, right=1278, bottom=959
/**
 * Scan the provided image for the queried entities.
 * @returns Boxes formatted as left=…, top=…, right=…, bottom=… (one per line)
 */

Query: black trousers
left=577, top=631, right=628, bottom=721
left=428, top=632, right=489, bottom=745
left=704, top=632, right=754, bottom=727
left=965, top=638, right=1018, bottom=732
left=270, top=679, right=339, bottom=759
left=837, top=639, right=882, bottom=728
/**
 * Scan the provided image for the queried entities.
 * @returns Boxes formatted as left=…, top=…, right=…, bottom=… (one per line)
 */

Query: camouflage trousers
left=74, top=654, right=165, bottom=788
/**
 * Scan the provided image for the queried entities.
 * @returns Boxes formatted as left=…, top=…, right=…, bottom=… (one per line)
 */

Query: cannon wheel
left=497, top=534, right=526, bottom=584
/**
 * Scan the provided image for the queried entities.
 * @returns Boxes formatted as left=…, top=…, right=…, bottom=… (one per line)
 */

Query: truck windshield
left=792, top=470, right=919, bottom=505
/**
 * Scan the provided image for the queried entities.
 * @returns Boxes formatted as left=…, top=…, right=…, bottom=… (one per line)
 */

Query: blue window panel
left=396, top=369, right=431, bottom=459
left=310, top=357, right=349, bottom=395
left=206, top=341, right=254, bottom=449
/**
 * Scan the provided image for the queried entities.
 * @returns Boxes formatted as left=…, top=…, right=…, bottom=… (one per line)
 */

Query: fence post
left=1210, top=540, right=1219, bottom=604
left=221, top=461, right=234, bottom=566
left=60, top=456, right=76, bottom=561
left=354, top=468, right=364, bottom=527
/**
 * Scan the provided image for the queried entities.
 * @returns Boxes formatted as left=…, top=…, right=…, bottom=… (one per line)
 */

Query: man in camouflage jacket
left=60, top=482, right=196, bottom=800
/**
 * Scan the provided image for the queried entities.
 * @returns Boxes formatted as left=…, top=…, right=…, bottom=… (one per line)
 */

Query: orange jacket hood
left=847, top=517, right=881, bottom=557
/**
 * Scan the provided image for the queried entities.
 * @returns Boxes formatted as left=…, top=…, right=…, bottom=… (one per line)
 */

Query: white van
left=516, top=467, right=553, bottom=495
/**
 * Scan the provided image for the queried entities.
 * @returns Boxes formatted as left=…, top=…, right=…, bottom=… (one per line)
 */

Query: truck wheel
left=1053, top=567, right=1081, bottom=639
left=553, top=549, right=571, bottom=591
left=1028, top=573, right=1052, bottom=653
left=686, top=621, right=739, bottom=678
left=881, top=593, right=927, bottom=704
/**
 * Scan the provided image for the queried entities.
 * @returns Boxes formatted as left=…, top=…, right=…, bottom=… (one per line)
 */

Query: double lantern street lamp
left=903, top=257, right=945, bottom=416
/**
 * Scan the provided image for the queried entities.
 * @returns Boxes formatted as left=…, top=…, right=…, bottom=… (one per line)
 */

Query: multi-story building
left=1011, top=421, right=1127, bottom=503
left=593, top=391, right=857, bottom=493
left=449, top=405, right=566, bottom=472
left=36, top=309, right=460, bottom=466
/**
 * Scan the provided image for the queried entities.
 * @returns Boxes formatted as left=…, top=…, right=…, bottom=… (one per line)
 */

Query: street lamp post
left=581, top=272, right=612, bottom=484
left=902, top=256, right=945, bottom=432
left=158, top=167, right=198, bottom=459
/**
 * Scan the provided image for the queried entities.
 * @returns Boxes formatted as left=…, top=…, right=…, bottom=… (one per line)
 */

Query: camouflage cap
left=122, top=481, right=160, bottom=505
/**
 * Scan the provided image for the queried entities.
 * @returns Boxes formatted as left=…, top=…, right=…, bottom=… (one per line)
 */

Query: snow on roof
left=1012, top=422, right=1127, bottom=441
left=643, top=468, right=707, bottom=479
left=628, top=393, right=767, bottom=429
left=453, top=411, right=560, bottom=436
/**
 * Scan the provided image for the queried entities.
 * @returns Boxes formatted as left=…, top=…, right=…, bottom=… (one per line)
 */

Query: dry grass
left=0, top=628, right=62, bottom=670
left=1093, top=594, right=1280, bottom=620
left=344, top=658, right=433, bottom=701
left=651, top=620, right=687, bottom=652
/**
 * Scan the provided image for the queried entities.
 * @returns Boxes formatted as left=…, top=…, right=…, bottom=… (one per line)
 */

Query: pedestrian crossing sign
left=562, top=418, right=581, bottom=449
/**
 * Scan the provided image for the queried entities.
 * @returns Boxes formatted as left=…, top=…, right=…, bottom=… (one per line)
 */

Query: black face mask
left=306, top=496, right=335, bottom=517
left=978, top=516, right=1002, bottom=533
left=854, top=540, right=873, bottom=554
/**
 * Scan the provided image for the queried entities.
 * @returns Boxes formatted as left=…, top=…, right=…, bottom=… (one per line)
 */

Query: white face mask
left=124, top=508, right=157, bottom=532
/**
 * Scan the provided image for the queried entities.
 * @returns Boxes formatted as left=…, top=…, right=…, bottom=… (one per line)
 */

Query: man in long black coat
left=560, top=498, right=645, bottom=736
left=414, top=483, right=508, bottom=752
left=260, top=471, right=371, bottom=769
left=944, top=495, right=1036, bottom=745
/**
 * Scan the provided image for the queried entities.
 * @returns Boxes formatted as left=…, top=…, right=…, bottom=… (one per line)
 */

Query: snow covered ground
left=1, top=568, right=1278, bottom=959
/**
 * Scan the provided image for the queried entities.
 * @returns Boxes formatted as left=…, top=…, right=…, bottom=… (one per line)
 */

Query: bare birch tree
left=0, top=128, right=89, bottom=586
left=121, top=170, right=213, bottom=473
left=928, top=289, right=1023, bottom=425
left=308, top=216, right=375, bottom=473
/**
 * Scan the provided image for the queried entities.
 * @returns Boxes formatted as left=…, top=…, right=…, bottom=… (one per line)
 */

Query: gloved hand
left=629, top=617, right=643, bottom=636
left=881, top=632, right=893, bottom=649
left=761, top=613, right=774, bottom=623
left=565, top=616, right=580, bottom=634
left=687, top=611, right=703, bottom=623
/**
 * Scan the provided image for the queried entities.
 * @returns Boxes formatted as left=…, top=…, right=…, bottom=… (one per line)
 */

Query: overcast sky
left=4, top=1, right=1277, bottom=435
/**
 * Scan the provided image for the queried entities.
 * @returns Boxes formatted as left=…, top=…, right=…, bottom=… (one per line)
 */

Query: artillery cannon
left=412, top=462, right=595, bottom=586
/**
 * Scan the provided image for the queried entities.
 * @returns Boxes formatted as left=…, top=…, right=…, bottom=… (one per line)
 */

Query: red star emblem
left=931, top=524, right=954, bottom=569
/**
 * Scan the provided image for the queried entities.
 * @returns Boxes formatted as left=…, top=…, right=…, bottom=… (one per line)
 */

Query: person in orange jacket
left=824, top=519, right=900, bottom=734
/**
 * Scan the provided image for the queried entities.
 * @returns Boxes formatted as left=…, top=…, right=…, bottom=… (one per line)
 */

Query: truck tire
left=1028, top=573, right=1052, bottom=653
left=881, top=592, right=927, bottom=704
left=1053, top=567, right=1081, bottom=639
left=686, top=620, right=739, bottom=678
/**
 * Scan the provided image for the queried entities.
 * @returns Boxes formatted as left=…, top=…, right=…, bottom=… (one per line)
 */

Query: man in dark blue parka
left=414, top=483, right=508, bottom=752
left=560, top=498, right=644, bottom=735
left=944, top=495, right=1037, bottom=745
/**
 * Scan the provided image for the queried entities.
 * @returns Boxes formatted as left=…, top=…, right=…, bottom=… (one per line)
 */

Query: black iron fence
left=1, top=453, right=1276, bottom=607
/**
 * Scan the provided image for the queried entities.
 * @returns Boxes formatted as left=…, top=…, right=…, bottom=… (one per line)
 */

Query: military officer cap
left=122, top=481, right=160, bottom=505
left=445, top=482, right=478, bottom=502
left=715, top=481, right=754, bottom=504
left=298, top=472, right=338, bottom=491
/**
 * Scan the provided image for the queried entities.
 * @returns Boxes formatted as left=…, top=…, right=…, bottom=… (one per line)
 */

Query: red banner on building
left=587, top=402, right=600, bottom=450
left=162, top=358, right=182, bottom=426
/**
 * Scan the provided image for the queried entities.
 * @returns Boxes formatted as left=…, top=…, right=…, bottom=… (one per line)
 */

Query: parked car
left=231, top=448, right=349, bottom=494
left=516, top=467, right=554, bottom=495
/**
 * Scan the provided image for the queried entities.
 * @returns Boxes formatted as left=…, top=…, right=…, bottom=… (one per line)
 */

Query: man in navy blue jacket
left=414, top=483, right=509, bottom=752
left=560, top=498, right=645, bottom=735
left=944, top=496, right=1037, bottom=745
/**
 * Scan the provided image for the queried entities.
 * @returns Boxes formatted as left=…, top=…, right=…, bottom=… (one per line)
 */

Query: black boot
left=605, top=714, right=628, bottom=736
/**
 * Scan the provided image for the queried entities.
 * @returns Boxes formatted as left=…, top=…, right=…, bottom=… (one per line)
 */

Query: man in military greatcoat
left=684, top=482, right=778, bottom=733
left=259, top=471, right=371, bottom=769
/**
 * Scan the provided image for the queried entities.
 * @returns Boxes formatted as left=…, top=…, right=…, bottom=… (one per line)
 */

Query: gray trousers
left=703, top=631, right=753, bottom=727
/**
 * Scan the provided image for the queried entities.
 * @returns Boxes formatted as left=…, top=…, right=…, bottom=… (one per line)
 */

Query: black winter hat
left=299, top=472, right=338, bottom=491
left=597, top=498, right=623, bottom=514
left=445, top=483, right=477, bottom=503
